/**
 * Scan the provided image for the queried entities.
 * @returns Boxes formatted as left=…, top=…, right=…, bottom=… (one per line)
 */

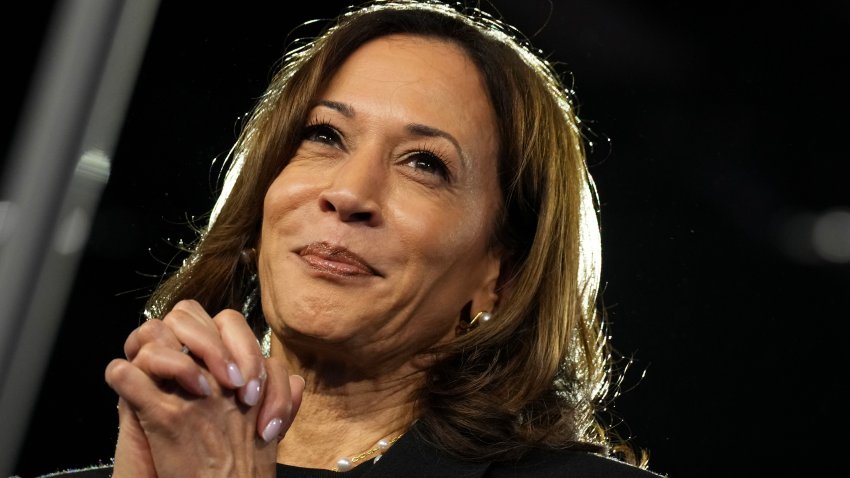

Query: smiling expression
left=258, top=34, right=502, bottom=367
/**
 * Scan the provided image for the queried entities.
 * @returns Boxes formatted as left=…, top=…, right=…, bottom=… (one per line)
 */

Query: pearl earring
left=457, top=310, right=493, bottom=334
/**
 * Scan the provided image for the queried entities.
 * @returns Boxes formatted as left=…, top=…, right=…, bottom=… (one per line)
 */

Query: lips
left=299, top=241, right=380, bottom=277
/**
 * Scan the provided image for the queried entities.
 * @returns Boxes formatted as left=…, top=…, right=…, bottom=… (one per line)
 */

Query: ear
left=469, top=249, right=502, bottom=314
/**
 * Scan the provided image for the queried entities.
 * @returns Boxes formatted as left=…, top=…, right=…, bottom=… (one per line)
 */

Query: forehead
left=321, top=34, right=497, bottom=138
left=333, top=33, right=475, bottom=80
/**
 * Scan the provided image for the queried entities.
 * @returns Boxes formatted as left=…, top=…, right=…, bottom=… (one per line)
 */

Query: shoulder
left=487, top=448, right=666, bottom=478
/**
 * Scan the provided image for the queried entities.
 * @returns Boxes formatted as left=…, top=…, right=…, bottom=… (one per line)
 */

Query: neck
left=272, top=336, right=422, bottom=469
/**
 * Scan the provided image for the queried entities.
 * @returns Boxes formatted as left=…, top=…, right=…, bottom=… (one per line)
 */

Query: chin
left=274, top=312, right=358, bottom=346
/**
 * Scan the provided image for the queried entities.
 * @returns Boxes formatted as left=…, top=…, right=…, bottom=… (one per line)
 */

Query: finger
left=106, top=358, right=172, bottom=411
left=256, top=357, right=305, bottom=443
left=131, top=342, right=212, bottom=397
left=106, top=358, right=222, bottom=443
left=212, top=308, right=264, bottom=406
left=162, top=300, right=246, bottom=389
left=124, top=319, right=182, bottom=361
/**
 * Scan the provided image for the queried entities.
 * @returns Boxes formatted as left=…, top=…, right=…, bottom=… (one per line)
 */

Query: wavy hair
left=145, top=0, right=645, bottom=467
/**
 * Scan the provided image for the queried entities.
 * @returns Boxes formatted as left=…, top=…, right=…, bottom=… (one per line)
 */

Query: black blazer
left=29, top=429, right=665, bottom=478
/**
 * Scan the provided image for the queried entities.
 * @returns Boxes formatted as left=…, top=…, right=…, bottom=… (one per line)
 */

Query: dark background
left=6, top=1, right=849, bottom=477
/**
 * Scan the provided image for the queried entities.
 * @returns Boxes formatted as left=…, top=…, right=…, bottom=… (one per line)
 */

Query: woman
left=41, top=1, right=662, bottom=476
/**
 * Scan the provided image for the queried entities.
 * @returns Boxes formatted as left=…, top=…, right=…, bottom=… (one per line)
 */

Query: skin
left=105, top=33, right=503, bottom=476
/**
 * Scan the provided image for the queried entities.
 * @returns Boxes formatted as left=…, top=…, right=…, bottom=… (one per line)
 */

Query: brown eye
left=303, top=123, right=342, bottom=146
left=404, top=152, right=449, bottom=180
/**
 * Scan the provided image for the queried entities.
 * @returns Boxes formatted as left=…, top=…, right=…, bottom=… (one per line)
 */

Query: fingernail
left=262, top=418, right=283, bottom=443
left=242, top=378, right=261, bottom=406
left=293, top=374, right=306, bottom=388
left=198, top=375, right=212, bottom=396
left=227, top=362, right=245, bottom=387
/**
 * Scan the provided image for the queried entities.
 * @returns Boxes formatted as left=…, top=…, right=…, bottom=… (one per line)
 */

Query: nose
left=318, top=151, right=384, bottom=226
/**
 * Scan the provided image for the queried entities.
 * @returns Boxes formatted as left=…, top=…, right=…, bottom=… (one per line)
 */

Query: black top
left=27, top=428, right=665, bottom=478
left=276, top=459, right=375, bottom=477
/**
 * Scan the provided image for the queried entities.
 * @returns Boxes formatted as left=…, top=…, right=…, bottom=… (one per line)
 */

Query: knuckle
left=104, top=359, right=132, bottom=386
left=172, top=299, right=201, bottom=314
left=123, top=332, right=138, bottom=358
left=214, top=308, right=246, bottom=324
left=132, top=346, right=156, bottom=366
left=136, top=318, right=165, bottom=341
left=161, top=307, right=193, bottom=326
left=145, top=399, right=188, bottom=430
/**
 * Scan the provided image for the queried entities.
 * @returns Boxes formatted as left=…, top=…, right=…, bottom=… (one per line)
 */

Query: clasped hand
left=104, top=299, right=304, bottom=478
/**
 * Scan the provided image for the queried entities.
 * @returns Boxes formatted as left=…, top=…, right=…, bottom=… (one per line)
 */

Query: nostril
left=319, top=198, right=337, bottom=213
left=318, top=190, right=380, bottom=224
left=349, top=212, right=371, bottom=222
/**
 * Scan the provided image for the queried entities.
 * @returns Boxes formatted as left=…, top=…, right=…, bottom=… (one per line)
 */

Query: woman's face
left=259, top=34, right=501, bottom=368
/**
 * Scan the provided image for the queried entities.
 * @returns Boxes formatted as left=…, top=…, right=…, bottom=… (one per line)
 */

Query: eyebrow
left=317, top=100, right=354, bottom=117
left=314, top=100, right=467, bottom=165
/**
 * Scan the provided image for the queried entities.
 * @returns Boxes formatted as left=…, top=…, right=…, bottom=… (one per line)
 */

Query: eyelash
left=301, top=120, right=452, bottom=182
left=403, top=145, right=451, bottom=181
left=302, top=120, right=342, bottom=147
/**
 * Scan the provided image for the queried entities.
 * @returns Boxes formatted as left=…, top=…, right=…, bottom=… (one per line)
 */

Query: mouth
left=298, top=241, right=381, bottom=277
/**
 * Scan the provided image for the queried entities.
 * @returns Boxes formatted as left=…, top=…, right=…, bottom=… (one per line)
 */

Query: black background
left=6, top=1, right=850, bottom=477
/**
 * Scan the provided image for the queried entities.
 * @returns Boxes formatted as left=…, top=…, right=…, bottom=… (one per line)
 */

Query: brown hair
left=145, top=0, right=645, bottom=467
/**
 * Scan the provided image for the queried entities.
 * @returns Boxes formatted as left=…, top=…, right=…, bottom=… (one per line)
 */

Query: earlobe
left=456, top=309, right=493, bottom=335
left=457, top=254, right=501, bottom=335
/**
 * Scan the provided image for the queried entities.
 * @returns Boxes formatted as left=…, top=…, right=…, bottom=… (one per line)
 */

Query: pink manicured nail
left=262, top=418, right=283, bottom=442
left=227, top=362, right=245, bottom=387
left=198, top=375, right=212, bottom=396
left=242, top=378, right=261, bottom=406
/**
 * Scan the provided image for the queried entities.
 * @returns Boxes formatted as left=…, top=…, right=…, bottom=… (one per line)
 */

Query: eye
left=303, top=122, right=342, bottom=147
left=403, top=151, right=450, bottom=181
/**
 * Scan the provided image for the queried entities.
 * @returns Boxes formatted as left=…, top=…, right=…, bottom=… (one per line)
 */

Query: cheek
left=391, top=193, right=492, bottom=272
left=262, top=167, right=315, bottom=229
